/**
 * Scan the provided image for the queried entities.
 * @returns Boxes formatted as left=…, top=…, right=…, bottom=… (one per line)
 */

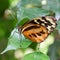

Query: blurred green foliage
left=22, top=52, right=50, bottom=60
left=0, top=0, right=60, bottom=60
left=0, top=0, right=9, bottom=17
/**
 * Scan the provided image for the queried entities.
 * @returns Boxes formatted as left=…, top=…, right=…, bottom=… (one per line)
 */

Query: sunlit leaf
left=9, top=0, right=20, bottom=8
left=37, top=34, right=55, bottom=54
left=1, top=28, right=32, bottom=54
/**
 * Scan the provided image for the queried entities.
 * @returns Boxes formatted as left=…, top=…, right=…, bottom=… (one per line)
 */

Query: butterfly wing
left=19, top=16, right=57, bottom=42
left=21, top=23, right=48, bottom=42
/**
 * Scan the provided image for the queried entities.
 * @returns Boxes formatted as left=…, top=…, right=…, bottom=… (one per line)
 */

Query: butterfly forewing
left=18, top=16, right=57, bottom=43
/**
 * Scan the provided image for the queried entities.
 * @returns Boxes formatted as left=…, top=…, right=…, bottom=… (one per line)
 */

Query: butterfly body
left=18, top=16, right=57, bottom=42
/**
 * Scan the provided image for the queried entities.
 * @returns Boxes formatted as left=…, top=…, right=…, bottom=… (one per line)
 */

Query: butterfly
left=18, top=16, right=57, bottom=42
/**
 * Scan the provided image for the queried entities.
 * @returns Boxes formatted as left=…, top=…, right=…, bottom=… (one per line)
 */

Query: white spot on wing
left=34, top=20, right=39, bottom=24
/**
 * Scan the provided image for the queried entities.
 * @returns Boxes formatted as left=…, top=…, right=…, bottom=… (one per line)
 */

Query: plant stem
left=36, top=43, right=40, bottom=52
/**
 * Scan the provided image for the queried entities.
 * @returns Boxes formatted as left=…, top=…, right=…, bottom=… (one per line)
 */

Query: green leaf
left=1, top=28, right=32, bottom=54
left=18, top=18, right=30, bottom=26
left=17, top=0, right=60, bottom=21
left=22, top=52, right=50, bottom=60
left=21, top=0, right=42, bottom=7
left=17, top=7, right=49, bottom=22
left=42, top=0, right=60, bottom=13
left=20, top=34, right=32, bottom=48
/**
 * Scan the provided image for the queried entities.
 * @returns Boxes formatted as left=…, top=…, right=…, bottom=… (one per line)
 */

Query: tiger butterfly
left=18, top=16, right=57, bottom=42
